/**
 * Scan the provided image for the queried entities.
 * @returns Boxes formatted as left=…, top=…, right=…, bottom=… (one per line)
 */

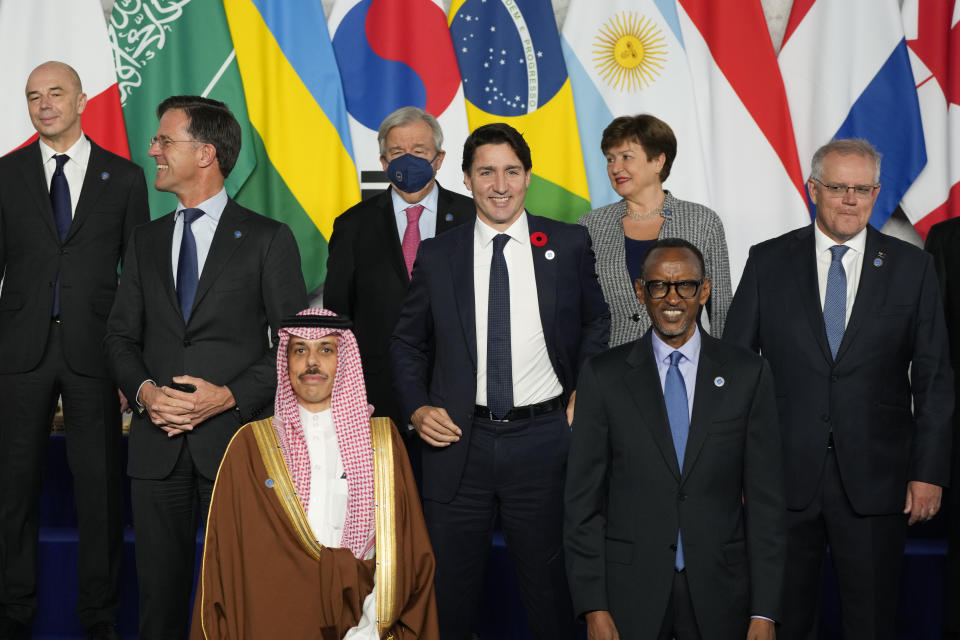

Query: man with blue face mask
left=325, top=107, right=475, bottom=440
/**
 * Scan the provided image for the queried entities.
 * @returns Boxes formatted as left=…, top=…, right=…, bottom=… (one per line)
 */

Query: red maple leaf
left=907, top=0, right=960, bottom=106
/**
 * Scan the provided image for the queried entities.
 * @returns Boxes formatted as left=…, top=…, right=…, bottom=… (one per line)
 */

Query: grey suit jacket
left=578, top=192, right=732, bottom=346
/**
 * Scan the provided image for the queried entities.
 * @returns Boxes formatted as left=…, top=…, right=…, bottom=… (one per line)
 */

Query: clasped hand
left=139, top=375, right=236, bottom=437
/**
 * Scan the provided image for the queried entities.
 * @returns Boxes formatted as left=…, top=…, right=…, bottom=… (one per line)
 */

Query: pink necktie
left=402, top=205, right=424, bottom=278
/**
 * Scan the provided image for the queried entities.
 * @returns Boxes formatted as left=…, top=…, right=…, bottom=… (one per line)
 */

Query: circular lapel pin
left=234, top=231, right=242, bottom=239
left=445, top=213, right=454, bottom=222
left=530, top=231, right=548, bottom=246
left=873, top=257, right=883, bottom=267
left=714, top=376, right=725, bottom=387
left=265, top=478, right=275, bottom=488
left=100, top=171, right=110, bottom=181
left=545, top=249, right=556, bottom=260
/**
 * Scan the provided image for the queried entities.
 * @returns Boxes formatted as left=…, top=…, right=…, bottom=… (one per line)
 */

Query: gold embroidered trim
left=251, top=418, right=323, bottom=561
left=370, top=417, right=398, bottom=636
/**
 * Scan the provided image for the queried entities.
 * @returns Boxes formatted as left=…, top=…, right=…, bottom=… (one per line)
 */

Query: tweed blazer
left=578, top=191, right=731, bottom=346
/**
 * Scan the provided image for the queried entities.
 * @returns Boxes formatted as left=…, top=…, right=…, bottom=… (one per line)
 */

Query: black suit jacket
left=104, top=199, right=307, bottom=480
left=324, top=184, right=474, bottom=425
left=724, top=224, right=954, bottom=514
left=390, top=213, right=610, bottom=502
left=564, top=332, right=786, bottom=637
left=0, top=138, right=148, bottom=377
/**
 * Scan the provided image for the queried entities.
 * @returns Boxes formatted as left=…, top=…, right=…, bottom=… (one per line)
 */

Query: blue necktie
left=177, top=208, right=205, bottom=324
left=50, top=154, right=71, bottom=316
left=487, top=234, right=513, bottom=419
left=824, top=245, right=850, bottom=359
left=665, top=350, right=689, bottom=570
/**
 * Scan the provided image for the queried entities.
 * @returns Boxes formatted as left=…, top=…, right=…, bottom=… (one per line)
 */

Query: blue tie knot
left=669, top=350, right=683, bottom=367
left=829, top=244, right=849, bottom=262
left=493, top=233, right=509, bottom=254
left=181, top=208, right=205, bottom=225
left=53, top=154, right=69, bottom=174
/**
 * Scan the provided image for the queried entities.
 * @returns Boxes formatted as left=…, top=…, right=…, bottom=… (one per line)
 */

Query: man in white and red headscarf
left=191, top=308, right=438, bottom=639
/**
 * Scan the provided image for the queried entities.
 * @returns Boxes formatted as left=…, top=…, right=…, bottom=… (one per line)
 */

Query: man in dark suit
left=923, top=220, right=960, bottom=639
left=0, top=61, right=148, bottom=640
left=103, top=95, right=307, bottom=639
left=724, top=138, right=953, bottom=639
left=325, top=106, right=474, bottom=428
left=565, top=238, right=785, bottom=640
left=390, top=122, right=610, bottom=639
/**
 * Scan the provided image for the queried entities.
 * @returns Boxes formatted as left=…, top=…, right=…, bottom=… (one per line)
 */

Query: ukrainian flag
left=224, top=0, right=360, bottom=291
left=448, top=0, right=591, bottom=222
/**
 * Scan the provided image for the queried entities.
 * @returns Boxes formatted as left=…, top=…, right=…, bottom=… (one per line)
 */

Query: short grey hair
left=377, top=106, right=443, bottom=158
left=810, top=138, right=882, bottom=184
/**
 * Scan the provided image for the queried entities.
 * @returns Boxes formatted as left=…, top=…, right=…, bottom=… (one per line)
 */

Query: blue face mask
left=386, top=152, right=439, bottom=194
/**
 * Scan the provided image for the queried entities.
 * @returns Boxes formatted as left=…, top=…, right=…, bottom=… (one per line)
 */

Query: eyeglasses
left=811, top=178, right=878, bottom=199
left=149, top=136, right=200, bottom=149
left=642, top=280, right=703, bottom=300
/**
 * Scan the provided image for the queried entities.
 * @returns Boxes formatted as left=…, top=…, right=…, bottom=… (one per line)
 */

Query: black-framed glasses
left=811, top=178, right=878, bottom=199
left=642, top=279, right=703, bottom=299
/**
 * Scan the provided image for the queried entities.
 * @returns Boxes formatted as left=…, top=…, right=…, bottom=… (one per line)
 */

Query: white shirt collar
left=813, top=221, right=867, bottom=256
left=474, top=210, right=530, bottom=249
left=390, top=182, right=439, bottom=215
left=176, top=187, right=228, bottom=223
left=39, top=133, right=90, bottom=173
left=651, top=324, right=702, bottom=367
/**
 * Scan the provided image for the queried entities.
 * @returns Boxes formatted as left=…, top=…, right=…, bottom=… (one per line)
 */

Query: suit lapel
left=67, top=139, right=108, bottom=243
left=682, top=336, right=725, bottom=479
left=528, top=214, right=558, bottom=356
left=155, top=214, right=179, bottom=315
left=788, top=227, right=833, bottom=363
left=436, top=184, right=466, bottom=233
left=191, top=200, right=249, bottom=315
left=19, top=142, right=59, bottom=241
left=375, top=188, right=409, bottom=284
left=450, top=224, right=478, bottom=367
left=626, top=335, right=682, bottom=481
left=836, top=227, right=886, bottom=361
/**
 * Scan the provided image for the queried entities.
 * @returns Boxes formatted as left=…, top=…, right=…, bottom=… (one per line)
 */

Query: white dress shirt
left=814, top=223, right=867, bottom=327
left=473, top=212, right=563, bottom=407
left=40, top=133, right=91, bottom=217
left=391, top=182, right=439, bottom=242
left=298, top=405, right=377, bottom=639
left=171, top=187, right=228, bottom=284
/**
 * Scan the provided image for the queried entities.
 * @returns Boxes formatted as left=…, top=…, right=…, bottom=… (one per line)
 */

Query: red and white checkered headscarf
left=274, top=307, right=375, bottom=558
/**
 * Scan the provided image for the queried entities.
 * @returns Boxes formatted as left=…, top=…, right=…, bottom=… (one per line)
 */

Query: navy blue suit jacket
left=390, top=212, right=610, bottom=502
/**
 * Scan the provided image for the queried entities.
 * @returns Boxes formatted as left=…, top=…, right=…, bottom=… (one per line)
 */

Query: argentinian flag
left=561, top=0, right=711, bottom=209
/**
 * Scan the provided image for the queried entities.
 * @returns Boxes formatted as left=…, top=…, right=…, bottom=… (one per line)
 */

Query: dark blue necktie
left=177, top=208, right=205, bottom=324
left=665, top=350, right=689, bottom=570
left=487, top=234, right=513, bottom=419
left=50, top=154, right=71, bottom=316
left=824, top=245, right=850, bottom=359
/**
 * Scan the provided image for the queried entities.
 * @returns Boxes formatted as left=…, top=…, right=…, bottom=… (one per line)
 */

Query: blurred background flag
left=449, top=0, right=591, bottom=222
left=778, top=0, right=926, bottom=230
left=0, top=0, right=129, bottom=157
left=900, top=0, right=960, bottom=238
left=676, top=0, right=809, bottom=284
left=561, top=0, right=711, bottom=210
left=223, top=0, right=359, bottom=291
left=328, top=0, right=470, bottom=199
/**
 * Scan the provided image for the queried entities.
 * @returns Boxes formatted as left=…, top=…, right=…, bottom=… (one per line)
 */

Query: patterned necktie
left=665, top=350, right=689, bottom=570
left=50, top=154, right=71, bottom=316
left=402, top=205, right=424, bottom=278
left=487, top=234, right=513, bottom=419
left=824, top=245, right=850, bottom=359
left=177, top=208, right=205, bottom=324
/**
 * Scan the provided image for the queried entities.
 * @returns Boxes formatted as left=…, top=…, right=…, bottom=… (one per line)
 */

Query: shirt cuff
left=751, top=615, right=776, bottom=623
left=135, top=379, right=156, bottom=412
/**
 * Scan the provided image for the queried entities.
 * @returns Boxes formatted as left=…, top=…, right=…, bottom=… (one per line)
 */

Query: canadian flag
left=900, top=0, right=960, bottom=238
left=0, top=0, right=129, bottom=157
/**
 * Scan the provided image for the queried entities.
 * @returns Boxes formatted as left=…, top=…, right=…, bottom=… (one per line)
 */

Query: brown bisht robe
left=191, top=417, right=438, bottom=639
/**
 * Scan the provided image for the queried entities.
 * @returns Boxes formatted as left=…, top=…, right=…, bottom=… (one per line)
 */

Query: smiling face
left=463, top=142, right=531, bottom=231
left=287, top=335, right=340, bottom=413
left=636, top=246, right=711, bottom=348
left=809, top=151, right=880, bottom=244
left=605, top=139, right=665, bottom=202
left=148, top=108, right=206, bottom=200
left=25, top=62, right=87, bottom=151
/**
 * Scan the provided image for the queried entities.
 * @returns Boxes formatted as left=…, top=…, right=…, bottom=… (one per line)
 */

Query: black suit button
left=830, top=375, right=839, bottom=382
left=669, top=544, right=678, bottom=551
left=631, top=313, right=641, bottom=322
left=57, top=248, right=65, bottom=255
left=183, top=339, right=192, bottom=347
left=821, top=414, right=830, bottom=423
left=678, top=493, right=687, bottom=502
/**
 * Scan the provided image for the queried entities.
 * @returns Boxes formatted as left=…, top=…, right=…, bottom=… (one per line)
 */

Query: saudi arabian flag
left=108, top=0, right=331, bottom=290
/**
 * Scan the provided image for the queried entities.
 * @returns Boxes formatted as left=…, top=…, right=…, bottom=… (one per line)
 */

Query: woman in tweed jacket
left=578, top=115, right=731, bottom=347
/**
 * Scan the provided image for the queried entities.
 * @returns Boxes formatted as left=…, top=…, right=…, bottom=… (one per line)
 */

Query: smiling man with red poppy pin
left=390, top=122, right=610, bottom=639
